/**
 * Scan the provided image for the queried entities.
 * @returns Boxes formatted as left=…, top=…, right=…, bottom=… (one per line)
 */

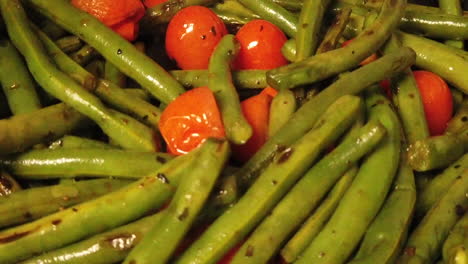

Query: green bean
left=171, top=69, right=268, bottom=89
left=212, top=0, right=260, bottom=24
left=175, top=95, right=361, bottom=264
left=1, top=148, right=173, bottom=179
left=1, top=0, right=159, bottom=152
left=296, top=86, right=401, bottom=264
left=0, top=179, right=131, bottom=228
left=40, top=20, right=67, bottom=40
left=271, top=0, right=303, bottom=11
left=48, top=136, right=115, bottom=150
left=104, top=60, right=126, bottom=87
left=447, top=98, right=468, bottom=135
left=295, top=0, right=333, bottom=61
left=416, top=153, right=468, bottom=218
left=0, top=139, right=199, bottom=263
left=0, top=171, right=21, bottom=196
left=267, top=0, right=405, bottom=90
left=0, top=103, right=91, bottom=155
left=213, top=8, right=256, bottom=25
left=280, top=167, right=359, bottom=263
left=27, top=0, right=186, bottom=104
left=36, top=26, right=164, bottom=130
left=124, top=139, right=229, bottom=263
left=124, top=88, right=151, bottom=102
left=55, top=35, right=82, bottom=53
left=70, top=44, right=100, bottom=66
left=20, top=213, right=163, bottom=264
left=398, top=170, right=468, bottom=264
left=230, top=121, right=386, bottom=264
left=397, top=31, right=468, bottom=94
left=451, top=88, right=464, bottom=113
left=209, top=34, right=252, bottom=144
left=382, top=34, right=429, bottom=145
left=442, top=213, right=467, bottom=264
left=0, top=39, right=41, bottom=115
left=281, top=39, right=296, bottom=62
left=348, top=151, right=416, bottom=264
left=439, top=0, right=465, bottom=48
left=236, top=0, right=298, bottom=37
left=141, top=0, right=218, bottom=30
left=233, top=47, right=414, bottom=189
left=85, top=59, right=105, bottom=79
left=268, top=89, right=296, bottom=137
left=408, top=134, right=466, bottom=172
left=315, top=7, right=352, bottom=54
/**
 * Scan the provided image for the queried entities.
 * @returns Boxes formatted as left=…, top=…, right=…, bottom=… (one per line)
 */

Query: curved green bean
left=398, top=170, right=468, bottom=264
left=175, top=95, right=361, bottom=264
left=267, top=0, right=406, bottom=90
left=209, top=34, right=252, bottom=144
left=124, top=139, right=229, bottom=264
left=170, top=70, right=268, bottom=89
left=0, top=179, right=131, bottom=228
left=27, top=0, right=186, bottom=104
left=268, top=89, right=296, bottom=137
left=0, top=39, right=41, bottom=115
left=447, top=98, right=468, bottom=135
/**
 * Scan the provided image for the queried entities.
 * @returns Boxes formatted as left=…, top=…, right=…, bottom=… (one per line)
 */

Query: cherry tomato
left=165, top=6, right=228, bottom=70
left=341, top=39, right=378, bottom=66
left=158, top=87, right=226, bottom=155
left=413, top=70, right=453, bottom=136
left=143, top=0, right=167, bottom=8
left=233, top=20, right=288, bottom=70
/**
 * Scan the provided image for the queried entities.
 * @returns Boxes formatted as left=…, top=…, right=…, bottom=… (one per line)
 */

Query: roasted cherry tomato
left=159, top=87, right=226, bottom=155
left=143, top=0, right=167, bottom=8
left=233, top=87, right=277, bottom=163
left=71, top=0, right=144, bottom=41
left=165, top=6, right=228, bottom=70
left=233, top=20, right=288, bottom=70
left=413, top=70, right=453, bottom=136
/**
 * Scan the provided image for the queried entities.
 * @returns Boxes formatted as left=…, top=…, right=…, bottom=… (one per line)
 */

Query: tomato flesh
left=165, top=6, right=228, bottom=70
left=233, top=20, right=288, bottom=70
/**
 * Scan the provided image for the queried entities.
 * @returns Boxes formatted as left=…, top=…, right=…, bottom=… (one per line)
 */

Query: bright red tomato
left=165, top=6, right=228, bottom=70
left=233, top=20, right=288, bottom=70
left=143, top=0, right=167, bottom=8
left=158, top=87, right=226, bottom=155
left=413, top=70, right=453, bottom=136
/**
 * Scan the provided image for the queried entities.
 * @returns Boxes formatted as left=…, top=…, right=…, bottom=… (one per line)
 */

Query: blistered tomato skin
left=413, top=70, right=453, bottom=136
left=233, top=20, right=288, bottom=70
left=159, top=87, right=226, bottom=155
left=165, top=6, right=228, bottom=70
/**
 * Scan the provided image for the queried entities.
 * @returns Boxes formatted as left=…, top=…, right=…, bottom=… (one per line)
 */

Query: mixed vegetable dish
left=0, top=0, right=466, bottom=263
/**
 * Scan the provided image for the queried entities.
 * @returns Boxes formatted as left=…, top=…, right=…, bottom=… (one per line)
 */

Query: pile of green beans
left=0, top=0, right=466, bottom=263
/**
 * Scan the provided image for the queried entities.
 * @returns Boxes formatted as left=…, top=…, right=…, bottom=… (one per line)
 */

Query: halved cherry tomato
left=143, top=0, right=168, bottom=8
left=233, top=87, right=277, bottom=163
left=413, top=70, right=453, bottom=136
left=159, top=87, right=226, bottom=155
left=71, top=0, right=144, bottom=41
left=233, top=20, right=288, bottom=70
left=165, top=6, right=228, bottom=70
left=341, top=39, right=379, bottom=66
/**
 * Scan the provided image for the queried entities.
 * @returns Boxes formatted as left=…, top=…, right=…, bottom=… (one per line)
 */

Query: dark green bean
left=55, top=35, right=82, bottom=53
left=316, top=7, right=352, bottom=54
left=70, top=44, right=100, bottom=66
left=104, top=60, right=126, bottom=87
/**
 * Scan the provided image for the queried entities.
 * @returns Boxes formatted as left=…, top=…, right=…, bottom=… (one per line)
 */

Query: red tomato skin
left=165, top=6, right=227, bottom=70
left=233, top=20, right=288, bottom=70
left=158, top=87, right=226, bottom=155
left=413, top=70, right=453, bottom=136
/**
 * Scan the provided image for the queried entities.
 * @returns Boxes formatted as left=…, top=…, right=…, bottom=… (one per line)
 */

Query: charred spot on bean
left=156, top=156, right=167, bottom=164
left=351, top=50, right=355, bottom=55
left=0, top=227, right=38, bottom=243
left=245, top=245, right=254, bottom=257
left=461, top=116, right=468, bottom=122
left=272, top=180, right=278, bottom=185
left=201, top=35, right=206, bottom=40
left=23, top=212, right=33, bottom=219
left=72, top=208, right=78, bottom=212
left=302, top=23, right=309, bottom=29
left=129, top=260, right=136, bottom=264
left=51, top=219, right=62, bottom=226
left=455, top=204, right=465, bottom=216
left=227, top=49, right=233, bottom=56
left=408, top=93, right=415, bottom=98
left=405, top=247, right=416, bottom=256
left=277, top=148, right=294, bottom=164
left=211, top=26, right=217, bottom=36
left=142, top=115, right=149, bottom=121
left=117, top=49, right=123, bottom=55
left=156, top=173, right=170, bottom=184
left=454, top=164, right=461, bottom=169
left=178, top=208, right=189, bottom=221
